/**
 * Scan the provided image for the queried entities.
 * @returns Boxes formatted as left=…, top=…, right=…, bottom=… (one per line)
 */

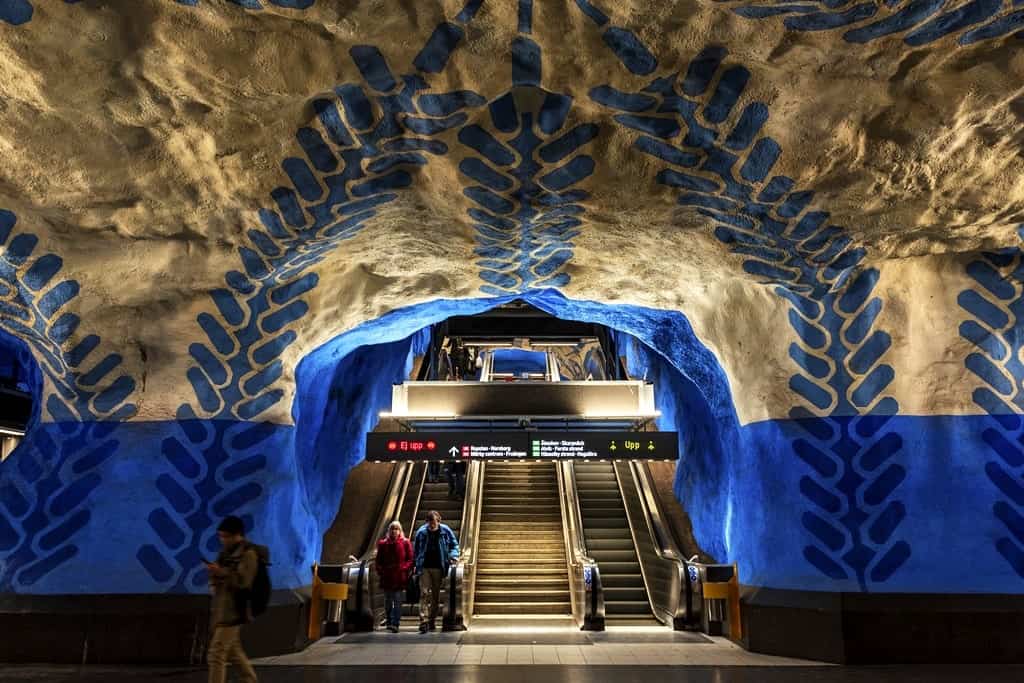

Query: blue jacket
left=413, top=523, right=460, bottom=573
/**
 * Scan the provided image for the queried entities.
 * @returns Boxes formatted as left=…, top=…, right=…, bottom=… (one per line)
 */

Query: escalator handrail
left=618, top=460, right=689, bottom=626
left=557, top=461, right=605, bottom=630
left=402, top=463, right=428, bottom=540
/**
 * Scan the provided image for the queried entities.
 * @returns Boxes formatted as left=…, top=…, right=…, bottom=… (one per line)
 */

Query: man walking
left=206, top=515, right=267, bottom=683
left=412, top=510, right=460, bottom=633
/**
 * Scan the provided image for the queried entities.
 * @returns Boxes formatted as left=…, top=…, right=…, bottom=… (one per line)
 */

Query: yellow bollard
left=308, top=563, right=351, bottom=641
left=320, top=583, right=349, bottom=601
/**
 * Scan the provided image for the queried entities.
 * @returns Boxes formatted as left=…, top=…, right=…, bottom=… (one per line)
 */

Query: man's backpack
left=236, top=545, right=272, bottom=622
left=249, top=556, right=271, bottom=618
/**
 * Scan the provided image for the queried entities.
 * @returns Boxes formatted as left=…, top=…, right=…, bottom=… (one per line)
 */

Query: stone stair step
left=475, top=589, right=570, bottom=600
left=473, top=602, right=570, bottom=615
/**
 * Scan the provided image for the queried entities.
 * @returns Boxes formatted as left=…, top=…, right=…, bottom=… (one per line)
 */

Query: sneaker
left=419, top=622, right=429, bottom=634
left=388, top=626, right=400, bottom=633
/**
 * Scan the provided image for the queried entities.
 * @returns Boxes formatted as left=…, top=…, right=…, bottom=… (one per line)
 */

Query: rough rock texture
left=1, top=1, right=1024, bottom=598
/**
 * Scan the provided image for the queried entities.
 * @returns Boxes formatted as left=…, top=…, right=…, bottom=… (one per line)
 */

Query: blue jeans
left=384, top=590, right=404, bottom=628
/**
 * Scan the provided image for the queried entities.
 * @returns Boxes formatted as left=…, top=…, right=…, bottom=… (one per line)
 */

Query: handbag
left=405, top=572, right=420, bottom=605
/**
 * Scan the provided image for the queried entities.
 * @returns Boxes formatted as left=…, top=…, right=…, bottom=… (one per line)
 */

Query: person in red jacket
left=375, top=520, right=414, bottom=633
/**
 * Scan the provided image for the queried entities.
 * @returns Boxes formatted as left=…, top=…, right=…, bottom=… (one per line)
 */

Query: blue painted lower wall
left=1, top=291, right=1022, bottom=598
left=2, top=414, right=1019, bottom=595
left=730, top=415, right=1021, bottom=593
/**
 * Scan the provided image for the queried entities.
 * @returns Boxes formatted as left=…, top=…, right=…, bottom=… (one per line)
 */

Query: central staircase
left=473, top=461, right=571, bottom=616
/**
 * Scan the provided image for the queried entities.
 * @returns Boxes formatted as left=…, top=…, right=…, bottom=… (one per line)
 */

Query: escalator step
left=590, top=550, right=639, bottom=562
left=580, top=518, right=628, bottom=528
left=604, top=587, right=648, bottom=601
left=597, top=562, right=642, bottom=573
left=581, top=528, right=631, bottom=540
left=601, top=574, right=645, bottom=588
left=605, top=601, right=653, bottom=615
left=583, top=538, right=634, bottom=550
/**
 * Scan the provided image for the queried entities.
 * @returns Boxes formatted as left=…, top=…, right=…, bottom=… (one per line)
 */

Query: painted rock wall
left=0, top=1, right=1023, bottom=596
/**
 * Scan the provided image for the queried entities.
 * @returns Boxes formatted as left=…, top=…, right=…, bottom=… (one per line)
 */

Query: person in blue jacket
left=412, top=510, right=460, bottom=633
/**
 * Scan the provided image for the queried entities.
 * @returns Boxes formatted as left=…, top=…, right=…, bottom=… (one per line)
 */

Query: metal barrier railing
left=557, top=461, right=605, bottom=631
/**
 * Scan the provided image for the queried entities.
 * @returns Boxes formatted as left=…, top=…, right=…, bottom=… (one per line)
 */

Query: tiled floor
left=5, top=621, right=1022, bottom=682
left=252, top=626, right=817, bottom=667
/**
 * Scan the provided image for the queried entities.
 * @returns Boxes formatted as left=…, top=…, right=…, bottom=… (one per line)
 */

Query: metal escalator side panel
left=561, top=460, right=605, bottom=631
left=555, top=462, right=578, bottom=622
left=469, top=460, right=484, bottom=615
left=445, top=460, right=483, bottom=631
left=400, top=462, right=428, bottom=539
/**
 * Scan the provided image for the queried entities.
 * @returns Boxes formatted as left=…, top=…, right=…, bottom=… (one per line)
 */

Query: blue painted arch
left=290, top=289, right=739, bottom=566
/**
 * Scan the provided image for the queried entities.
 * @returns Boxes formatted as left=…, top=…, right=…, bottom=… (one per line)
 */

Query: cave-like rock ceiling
left=0, top=0, right=1022, bottom=426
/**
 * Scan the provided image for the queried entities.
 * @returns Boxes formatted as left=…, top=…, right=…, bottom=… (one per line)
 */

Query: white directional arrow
left=448, top=446, right=459, bottom=457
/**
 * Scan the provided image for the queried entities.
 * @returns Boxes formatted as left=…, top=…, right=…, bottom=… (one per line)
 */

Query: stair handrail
left=339, top=461, right=413, bottom=631
left=557, top=460, right=605, bottom=631
left=615, top=460, right=690, bottom=629
left=444, top=459, right=482, bottom=631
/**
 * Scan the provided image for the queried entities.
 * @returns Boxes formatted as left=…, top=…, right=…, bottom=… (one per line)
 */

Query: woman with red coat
left=375, top=520, right=414, bottom=633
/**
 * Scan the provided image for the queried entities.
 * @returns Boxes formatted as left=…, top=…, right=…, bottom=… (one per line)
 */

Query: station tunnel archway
left=293, top=290, right=741, bottom=583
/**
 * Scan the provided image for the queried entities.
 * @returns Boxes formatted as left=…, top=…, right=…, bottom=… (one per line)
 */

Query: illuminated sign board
left=365, top=432, right=678, bottom=461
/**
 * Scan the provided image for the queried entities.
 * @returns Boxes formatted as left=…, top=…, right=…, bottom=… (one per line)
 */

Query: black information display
left=365, top=431, right=678, bottom=461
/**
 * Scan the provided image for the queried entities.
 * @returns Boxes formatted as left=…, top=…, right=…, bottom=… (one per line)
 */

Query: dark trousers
left=446, top=468, right=465, bottom=497
left=384, top=590, right=404, bottom=628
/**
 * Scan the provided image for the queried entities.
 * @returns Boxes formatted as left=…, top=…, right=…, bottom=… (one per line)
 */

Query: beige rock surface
left=0, top=1, right=1020, bottom=424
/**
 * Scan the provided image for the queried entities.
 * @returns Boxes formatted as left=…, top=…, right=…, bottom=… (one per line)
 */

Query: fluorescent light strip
left=379, top=411, right=457, bottom=419
left=379, top=411, right=660, bottom=420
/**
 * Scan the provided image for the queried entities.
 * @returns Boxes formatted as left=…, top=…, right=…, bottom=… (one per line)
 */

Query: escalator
left=341, top=460, right=477, bottom=631
left=560, top=458, right=718, bottom=631
left=385, top=464, right=468, bottom=630
left=389, top=466, right=466, bottom=628
left=413, top=471, right=464, bottom=539
left=574, top=461, right=657, bottom=625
